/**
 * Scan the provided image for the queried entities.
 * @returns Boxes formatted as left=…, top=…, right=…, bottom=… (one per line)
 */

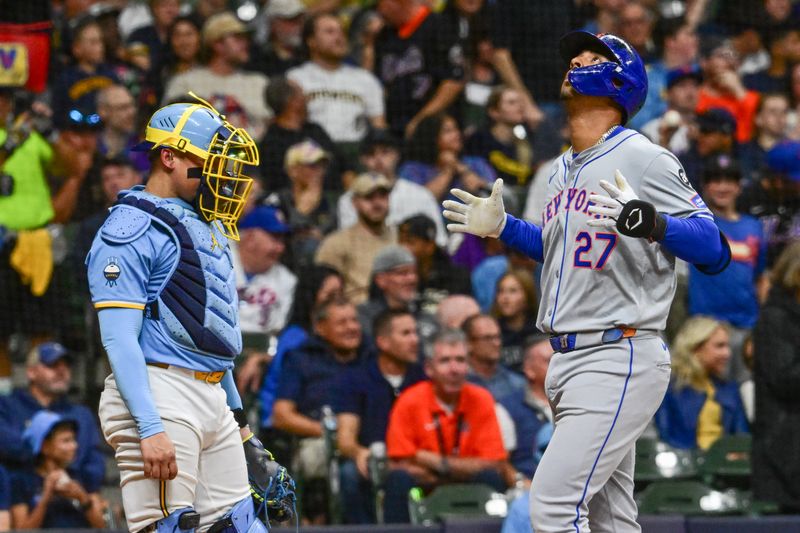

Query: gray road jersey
left=535, top=128, right=712, bottom=334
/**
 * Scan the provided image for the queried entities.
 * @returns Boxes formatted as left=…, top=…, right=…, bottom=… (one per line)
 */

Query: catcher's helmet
left=559, top=31, right=648, bottom=124
left=134, top=95, right=259, bottom=240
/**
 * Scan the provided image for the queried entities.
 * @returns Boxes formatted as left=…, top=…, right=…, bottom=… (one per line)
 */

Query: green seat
left=634, top=437, right=699, bottom=488
left=408, top=483, right=503, bottom=526
left=637, top=480, right=749, bottom=516
left=698, top=434, right=752, bottom=490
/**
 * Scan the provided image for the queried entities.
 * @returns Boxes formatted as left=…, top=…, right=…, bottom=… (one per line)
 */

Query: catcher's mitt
left=243, top=434, right=296, bottom=524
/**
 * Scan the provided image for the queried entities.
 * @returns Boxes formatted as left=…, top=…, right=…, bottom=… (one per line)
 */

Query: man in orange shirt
left=384, top=329, right=507, bottom=523
left=697, top=37, right=760, bottom=143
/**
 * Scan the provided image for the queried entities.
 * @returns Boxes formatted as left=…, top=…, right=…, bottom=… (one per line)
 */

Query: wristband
left=232, top=408, right=248, bottom=428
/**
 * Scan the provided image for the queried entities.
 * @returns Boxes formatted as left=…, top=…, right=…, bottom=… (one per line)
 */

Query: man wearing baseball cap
left=0, top=342, right=105, bottom=493
left=679, top=107, right=738, bottom=190
left=233, top=205, right=298, bottom=336
left=162, top=11, right=270, bottom=141
left=278, top=140, right=337, bottom=269
left=689, top=154, right=767, bottom=382
left=232, top=205, right=298, bottom=395
left=641, top=65, right=702, bottom=154
left=741, top=141, right=800, bottom=267
left=316, top=172, right=397, bottom=304
left=249, top=0, right=306, bottom=76
left=338, top=129, right=447, bottom=245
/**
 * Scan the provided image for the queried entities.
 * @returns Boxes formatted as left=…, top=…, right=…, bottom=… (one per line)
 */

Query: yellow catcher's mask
left=135, top=93, right=259, bottom=240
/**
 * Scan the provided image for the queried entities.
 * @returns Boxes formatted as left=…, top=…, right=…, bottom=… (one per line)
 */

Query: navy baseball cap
left=26, top=341, right=71, bottom=367
left=766, top=141, right=800, bottom=182
left=239, top=206, right=290, bottom=234
left=703, top=153, right=741, bottom=182
left=399, top=214, right=437, bottom=242
left=23, top=411, right=78, bottom=456
left=666, top=64, right=702, bottom=90
left=696, top=108, right=736, bottom=135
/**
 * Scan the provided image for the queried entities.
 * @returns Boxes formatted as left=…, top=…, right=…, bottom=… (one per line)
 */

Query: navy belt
left=550, top=327, right=637, bottom=354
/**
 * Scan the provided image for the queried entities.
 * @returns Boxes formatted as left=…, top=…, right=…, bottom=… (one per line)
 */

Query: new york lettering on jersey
left=536, top=128, right=712, bottom=334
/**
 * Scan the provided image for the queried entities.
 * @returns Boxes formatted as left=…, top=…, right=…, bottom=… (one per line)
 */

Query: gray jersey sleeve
left=639, top=152, right=712, bottom=220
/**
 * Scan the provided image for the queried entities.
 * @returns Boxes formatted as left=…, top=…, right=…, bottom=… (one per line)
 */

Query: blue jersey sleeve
left=86, top=236, right=153, bottom=311
left=499, top=214, right=544, bottom=263
left=220, top=369, right=243, bottom=411
left=660, top=215, right=731, bottom=274
left=98, top=308, right=164, bottom=439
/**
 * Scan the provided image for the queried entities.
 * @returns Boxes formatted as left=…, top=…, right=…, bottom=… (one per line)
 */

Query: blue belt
left=550, top=327, right=637, bottom=354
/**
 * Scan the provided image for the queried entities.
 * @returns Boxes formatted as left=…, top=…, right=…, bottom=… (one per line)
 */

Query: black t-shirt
left=743, top=71, right=789, bottom=94
left=491, top=0, right=575, bottom=104
left=465, top=129, right=534, bottom=186
left=247, top=43, right=303, bottom=77
left=258, top=122, right=349, bottom=192
left=374, top=8, right=465, bottom=136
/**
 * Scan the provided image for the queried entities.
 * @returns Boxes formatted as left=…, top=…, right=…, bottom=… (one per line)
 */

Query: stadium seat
left=635, top=437, right=699, bottom=489
left=637, top=480, right=749, bottom=516
left=408, top=483, right=506, bottom=526
left=697, top=434, right=751, bottom=490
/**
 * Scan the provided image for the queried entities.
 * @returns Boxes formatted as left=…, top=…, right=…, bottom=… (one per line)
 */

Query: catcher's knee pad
left=153, top=507, right=200, bottom=532
left=208, top=497, right=267, bottom=533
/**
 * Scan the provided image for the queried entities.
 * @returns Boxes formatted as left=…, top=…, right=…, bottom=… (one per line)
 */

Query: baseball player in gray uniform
left=443, top=32, right=731, bottom=532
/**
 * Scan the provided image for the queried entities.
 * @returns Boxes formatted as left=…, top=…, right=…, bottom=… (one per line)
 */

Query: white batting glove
left=442, top=179, right=507, bottom=238
left=587, top=170, right=639, bottom=229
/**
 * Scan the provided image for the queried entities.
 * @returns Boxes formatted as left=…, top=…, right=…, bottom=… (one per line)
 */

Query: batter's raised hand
left=442, top=179, right=507, bottom=238
left=141, top=432, right=178, bottom=480
left=588, top=170, right=666, bottom=240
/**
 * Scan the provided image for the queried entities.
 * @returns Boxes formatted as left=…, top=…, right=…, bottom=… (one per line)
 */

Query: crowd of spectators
left=0, top=0, right=799, bottom=529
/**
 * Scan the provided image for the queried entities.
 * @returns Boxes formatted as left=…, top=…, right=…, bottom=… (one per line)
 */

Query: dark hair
left=301, top=12, right=338, bottom=55
left=461, top=313, right=495, bottom=339
left=266, top=76, right=299, bottom=116
left=100, top=155, right=136, bottom=172
left=653, top=16, right=687, bottom=51
left=70, top=14, right=100, bottom=46
left=405, top=113, right=454, bottom=165
left=311, top=295, right=352, bottom=325
left=373, top=308, right=414, bottom=339
left=289, top=265, right=343, bottom=329
left=164, top=14, right=203, bottom=67
left=763, top=25, right=799, bottom=52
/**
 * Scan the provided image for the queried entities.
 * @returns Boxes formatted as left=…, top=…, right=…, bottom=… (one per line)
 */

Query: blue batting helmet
left=559, top=31, right=648, bottom=124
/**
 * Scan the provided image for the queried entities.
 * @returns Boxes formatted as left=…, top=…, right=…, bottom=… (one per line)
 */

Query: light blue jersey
left=86, top=187, right=240, bottom=372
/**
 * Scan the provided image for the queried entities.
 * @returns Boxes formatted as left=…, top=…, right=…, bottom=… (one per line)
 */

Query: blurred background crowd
left=0, top=0, right=799, bottom=530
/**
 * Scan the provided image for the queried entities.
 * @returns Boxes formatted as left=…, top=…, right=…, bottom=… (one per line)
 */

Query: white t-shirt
left=287, top=62, right=384, bottom=142
left=163, top=68, right=271, bottom=142
left=641, top=116, right=691, bottom=155
left=337, top=178, right=448, bottom=246
left=231, top=245, right=298, bottom=334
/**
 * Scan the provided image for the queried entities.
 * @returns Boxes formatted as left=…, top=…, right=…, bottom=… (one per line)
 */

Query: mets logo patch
left=104, top=257, right=121, bottom=286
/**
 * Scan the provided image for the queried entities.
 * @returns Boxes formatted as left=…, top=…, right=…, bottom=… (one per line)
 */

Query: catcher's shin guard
left=208, top=498, right=267, bottom=533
